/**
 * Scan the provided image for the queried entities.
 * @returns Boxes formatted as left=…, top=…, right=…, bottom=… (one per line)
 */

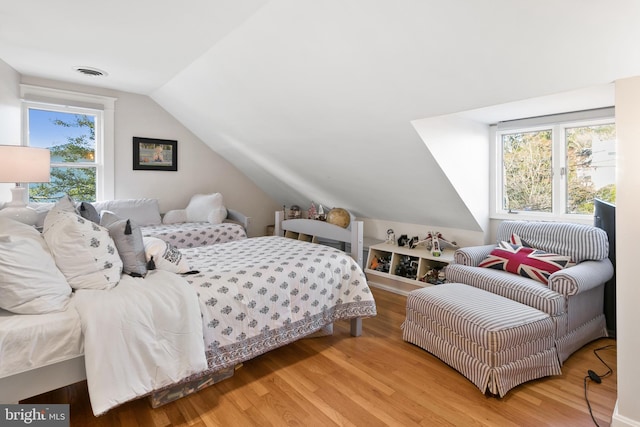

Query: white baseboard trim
left=367, top=281, right=410, bottom=296
left=612, top=401, right=640, bottom=427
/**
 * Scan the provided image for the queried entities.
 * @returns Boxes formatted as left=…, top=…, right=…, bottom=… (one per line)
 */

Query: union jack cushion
left=479, top=241, right=572, bottom=285
left=509, top=233, right=530, bottom=247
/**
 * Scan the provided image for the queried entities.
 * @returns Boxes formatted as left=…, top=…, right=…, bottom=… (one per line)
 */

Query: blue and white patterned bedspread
left=181, top=236, right=377, bottom=370
left=141, top=222, right=247, bottom=249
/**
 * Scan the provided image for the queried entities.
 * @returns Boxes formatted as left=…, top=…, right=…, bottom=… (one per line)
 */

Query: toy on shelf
left=414, top=231, right=458, bottom=257
left=308, top=202, right=317, bottom=220
left=395, top=255, right=418, bottom=279
left=419, top=266, right=446, bottom=285
left=397, top=234, right=421, bottom=248
left=370, top=253, right=391, bottom=273
left=386, top=228, right=395, bottom=245
left=285, top=205, right=301, bottom=219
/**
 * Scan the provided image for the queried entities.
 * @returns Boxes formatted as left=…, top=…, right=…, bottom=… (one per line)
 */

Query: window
left=493, top=109, right=616, bottom=221
left=20, top=85, right=116, bottom=202
left=25, top=104, right=100, bottom=202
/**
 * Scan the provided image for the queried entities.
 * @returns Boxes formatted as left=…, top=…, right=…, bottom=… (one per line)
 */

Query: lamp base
left=0, top=186, right=38, bottom=225
left=0, top=205, right=38, bottom=225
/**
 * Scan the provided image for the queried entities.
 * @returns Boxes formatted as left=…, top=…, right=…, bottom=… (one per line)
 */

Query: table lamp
left=0, top=145, right=51, bottom=225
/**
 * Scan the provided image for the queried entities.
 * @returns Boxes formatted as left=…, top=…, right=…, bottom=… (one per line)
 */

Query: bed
left=0, top=210, right=375, bottom=415
left=139, top=213, right=248, bottom=248
left=33, top=198, right=251, bottom=249
left=93, top=198, right=251, bottom=249
left=274, top=210, right=364, bottom=268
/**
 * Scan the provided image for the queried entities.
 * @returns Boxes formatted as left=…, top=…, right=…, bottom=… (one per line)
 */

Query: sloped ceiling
left=0, top=0, right=269, bottom=94
left=2, top=1, right=640, bottom=231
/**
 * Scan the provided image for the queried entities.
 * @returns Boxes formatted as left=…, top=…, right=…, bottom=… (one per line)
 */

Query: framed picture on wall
left=132, top=137, right=178, bottom=171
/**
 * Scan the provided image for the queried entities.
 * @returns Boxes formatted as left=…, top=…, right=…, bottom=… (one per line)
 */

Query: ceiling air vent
left=73, top=66, right=108, bottom=77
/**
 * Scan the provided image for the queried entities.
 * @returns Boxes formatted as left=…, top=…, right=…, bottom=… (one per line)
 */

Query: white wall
left=0, top=61, right=20, bottom=143
left=108, top=89, right=281, bottom=236
left=354, top=114, right=490, bottom=246
left=612, top=76, right=640, bottom=427
left=412, top=114, right=490, bottom=238
left=0, top=60, right=21, bottom=202
left=4, top=75, right=281, bottom=237
left=361, top=217, right=484, bottom=249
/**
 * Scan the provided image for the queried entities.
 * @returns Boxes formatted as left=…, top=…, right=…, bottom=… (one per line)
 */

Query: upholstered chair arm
left=162, top=209, right=187, bottom=224
left=548, top=259, right=614, bottom=297
left=453, top=244, right=497, bottom=266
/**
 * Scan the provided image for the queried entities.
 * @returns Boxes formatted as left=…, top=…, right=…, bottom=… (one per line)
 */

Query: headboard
left=274, top=210, right=364, bottom=268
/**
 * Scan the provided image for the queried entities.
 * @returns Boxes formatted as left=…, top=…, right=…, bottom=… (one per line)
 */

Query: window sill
left=490, top=212, right=594, bottom=226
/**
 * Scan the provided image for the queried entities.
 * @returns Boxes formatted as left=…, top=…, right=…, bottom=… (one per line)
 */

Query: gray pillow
left=101, top=211, right=147, bottom=277
left=78, top=201, right=100, bottom=224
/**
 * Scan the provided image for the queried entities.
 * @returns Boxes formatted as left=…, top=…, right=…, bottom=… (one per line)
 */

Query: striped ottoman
left=402, top=283, right=561, bottom=397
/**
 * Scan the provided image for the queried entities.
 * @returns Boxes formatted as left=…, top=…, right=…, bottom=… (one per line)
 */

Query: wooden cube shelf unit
left=365, top=242, right=454, bottom=295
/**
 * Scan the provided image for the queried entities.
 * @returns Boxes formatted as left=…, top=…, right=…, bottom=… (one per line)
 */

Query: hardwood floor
left=25, top=287, right=618, bottom=426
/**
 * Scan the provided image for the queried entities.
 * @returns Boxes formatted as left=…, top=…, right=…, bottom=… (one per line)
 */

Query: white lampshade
left=0, top=145, right=51, bottom=225
left=0, top=145, right=51, bottom=183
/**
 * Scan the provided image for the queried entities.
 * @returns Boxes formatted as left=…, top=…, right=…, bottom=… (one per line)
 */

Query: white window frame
left=24, top=102, right=103, bottom=200
left=490, top=107, right=615, bottom=224
left=20, top=84, right=117, bottom=201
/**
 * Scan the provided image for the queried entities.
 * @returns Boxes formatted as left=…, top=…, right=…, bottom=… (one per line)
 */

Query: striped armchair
left=446, top=221, right=613, bottom=363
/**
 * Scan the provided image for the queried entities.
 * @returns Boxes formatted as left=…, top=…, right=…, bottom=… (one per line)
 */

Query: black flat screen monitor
left=594, top=198, right=616, bottom=337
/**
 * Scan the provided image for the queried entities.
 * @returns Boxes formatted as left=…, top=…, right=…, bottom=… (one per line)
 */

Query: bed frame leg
left=350, top=318, right=362, bottom=336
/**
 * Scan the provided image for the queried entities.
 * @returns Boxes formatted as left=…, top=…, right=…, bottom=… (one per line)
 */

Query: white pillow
left=0, top=235, right=72, bottom=314
left=143, top=237, right=192, bottom=274
left=29, top=195, right=78, bottom=229
left=162, top=209, right=187, bottom=224
left=43, top=204, right=122, bottom=290
left=55, top=194, right=78, bottom=213
left=28, top=202, right=55, bottom=229
left=185, top=193, right=227, bottom=224
left=0, top=217, right=50, bottom=253
left=92, top=199, right=162, bottom=226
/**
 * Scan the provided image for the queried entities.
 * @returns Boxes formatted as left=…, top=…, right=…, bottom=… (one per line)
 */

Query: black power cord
left=584, top=343, right=615, bottom=427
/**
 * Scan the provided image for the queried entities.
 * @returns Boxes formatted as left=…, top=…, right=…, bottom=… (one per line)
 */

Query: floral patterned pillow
left=43, top=202, right=122, bottom=290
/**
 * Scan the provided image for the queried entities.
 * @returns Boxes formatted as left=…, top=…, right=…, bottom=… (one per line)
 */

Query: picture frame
left=132, top=137, right=178, bottom=171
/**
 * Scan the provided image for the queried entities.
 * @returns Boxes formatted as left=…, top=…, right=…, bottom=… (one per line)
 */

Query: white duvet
left=73, top=270, right=207, bottom=416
